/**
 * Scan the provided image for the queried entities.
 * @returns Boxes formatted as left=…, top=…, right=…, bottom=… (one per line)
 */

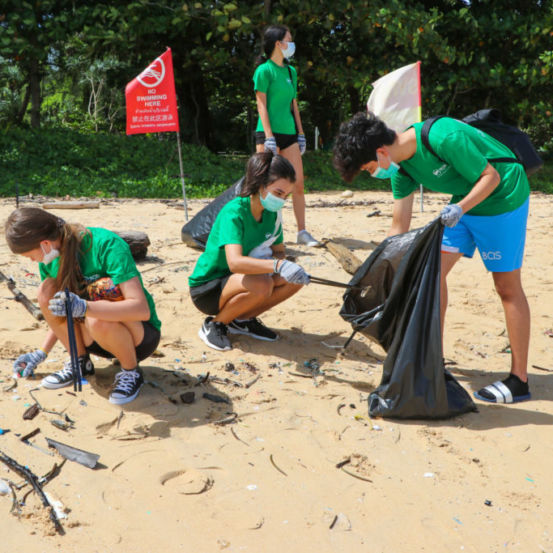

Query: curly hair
left=333, top=112, right=397, bottom=182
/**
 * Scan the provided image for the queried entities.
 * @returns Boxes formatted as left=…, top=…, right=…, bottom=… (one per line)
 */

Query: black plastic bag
left=181, top=176, right=244, bottom=249
left=340, top=219, right=477, bottom=419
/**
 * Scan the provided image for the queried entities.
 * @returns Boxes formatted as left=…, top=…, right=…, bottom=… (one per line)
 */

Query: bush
left=1, top=127, right=551, bottom=198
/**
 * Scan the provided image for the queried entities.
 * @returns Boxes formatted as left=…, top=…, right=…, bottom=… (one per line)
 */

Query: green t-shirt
left=253, top=60, right=297, bottom=135
left=392, top=117, right=530, bottom=216
left=189, top=196, right=284, bottom=287
left=39, top=227, right=161, bottom=331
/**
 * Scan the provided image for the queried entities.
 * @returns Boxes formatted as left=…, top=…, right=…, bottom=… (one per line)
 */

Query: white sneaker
left=297, top=230, right=320, bottom=247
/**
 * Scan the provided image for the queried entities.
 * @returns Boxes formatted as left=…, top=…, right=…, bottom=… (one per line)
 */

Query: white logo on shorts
left=482, top=251, right=502, bottom=260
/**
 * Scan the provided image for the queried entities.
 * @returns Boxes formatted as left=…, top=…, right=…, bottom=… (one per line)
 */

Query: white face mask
left=41, top=243, right=60, bottom=264
left=280, top=41, right=296, bottom=59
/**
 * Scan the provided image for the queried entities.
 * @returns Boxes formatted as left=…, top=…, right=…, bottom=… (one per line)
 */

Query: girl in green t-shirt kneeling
left=5, top=208, right=161, bottom=405
left=189, top=152, right=309, bottom=351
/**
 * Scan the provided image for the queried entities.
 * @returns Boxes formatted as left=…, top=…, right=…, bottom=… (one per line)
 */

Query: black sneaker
left=41, top=355, right=95, bottom=389
left=109, top=368, right=144, bottom=405
left=198, top=317, right=232, bottom=351
left=228, top=318, right=278, bottom=341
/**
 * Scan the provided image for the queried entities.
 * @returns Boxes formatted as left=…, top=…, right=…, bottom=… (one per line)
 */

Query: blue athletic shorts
left=441, top=198, right=529, bottom=272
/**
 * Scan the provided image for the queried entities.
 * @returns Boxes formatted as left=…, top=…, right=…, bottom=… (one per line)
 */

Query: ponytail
left=241, top=152, right=296, bottom=196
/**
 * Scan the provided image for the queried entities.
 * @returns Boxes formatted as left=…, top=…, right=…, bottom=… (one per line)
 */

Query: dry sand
left=0, top=191, right=552, bottom=553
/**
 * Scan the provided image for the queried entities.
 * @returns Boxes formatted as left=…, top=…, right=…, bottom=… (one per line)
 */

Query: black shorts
left=85, top=321, right=161, bottom=362
left=255, top=131, right=297, bottom=150
left=189, top=276, right=231, bottom=316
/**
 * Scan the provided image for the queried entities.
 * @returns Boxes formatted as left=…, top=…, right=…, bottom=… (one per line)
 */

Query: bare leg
left=81, top=318, right=144, bottom=370
left=492, top=269, right=530, bottom=381
left=215, top=273, right=302, bottom=324
left=280, top=143, right=306, bottom=232
left=215, top=273, right=274, bottom=325
left=240, top=275, right=302, bottom=318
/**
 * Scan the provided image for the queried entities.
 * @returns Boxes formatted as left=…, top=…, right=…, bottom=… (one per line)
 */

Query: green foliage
left=3, top=128, right=551, bottom=199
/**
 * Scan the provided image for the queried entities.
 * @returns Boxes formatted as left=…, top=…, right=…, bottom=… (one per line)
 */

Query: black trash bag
left=340, top=218, right=477, bottom=420
left=181, top=176, right=245, bottom=249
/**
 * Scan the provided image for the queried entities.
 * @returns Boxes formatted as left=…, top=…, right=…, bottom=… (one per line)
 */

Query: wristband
left=273, top=259, right=281, bottom=273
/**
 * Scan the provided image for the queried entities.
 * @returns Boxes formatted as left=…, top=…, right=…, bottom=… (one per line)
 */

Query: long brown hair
left=5, top=207, right=90, bottom=294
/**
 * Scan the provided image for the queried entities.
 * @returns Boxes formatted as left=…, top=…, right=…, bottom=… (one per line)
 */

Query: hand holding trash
left=277, top=260, right=310, bottom=285
left=440, top=204, right=463, bottom=227
left=49, top=290, right=87, bottom=318
left=13, top=349, right=47, bottom=378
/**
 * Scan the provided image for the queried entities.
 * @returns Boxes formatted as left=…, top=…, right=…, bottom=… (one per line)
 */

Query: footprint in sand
left=159, top=469, right=213, bottom=495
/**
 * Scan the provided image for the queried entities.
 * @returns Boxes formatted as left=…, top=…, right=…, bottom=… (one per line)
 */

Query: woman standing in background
left=253, top=24, right=319, bottom=247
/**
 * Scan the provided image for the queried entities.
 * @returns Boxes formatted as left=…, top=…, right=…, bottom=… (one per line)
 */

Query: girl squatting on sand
left=5, top=208, right=161, bottom=404
left=189, top=152, right=310, bottom=351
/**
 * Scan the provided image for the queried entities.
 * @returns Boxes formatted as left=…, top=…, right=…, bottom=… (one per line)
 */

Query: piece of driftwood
left=0, top=270, right=44, bottom=321
left=113, top=230, right=150, bottom=260
left=323, top=240, right=363, bottom=275
left=0, top=449, right=65, bottom=535
left=42, top=200, right=100, bottom=209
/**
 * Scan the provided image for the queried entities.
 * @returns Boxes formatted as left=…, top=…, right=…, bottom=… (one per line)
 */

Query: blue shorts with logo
left=441, top=198, right=529, bottom=272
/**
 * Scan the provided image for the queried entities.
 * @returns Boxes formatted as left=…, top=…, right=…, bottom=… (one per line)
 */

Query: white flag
left=367, top=62, right=421, bottom=132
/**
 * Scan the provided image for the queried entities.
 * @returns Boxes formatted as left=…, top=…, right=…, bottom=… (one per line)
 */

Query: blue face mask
left=260, top=190, right=286, bottom=212
left=281, top=41, right=296, bottom=59
left=370, top=154, right=400, bottom=180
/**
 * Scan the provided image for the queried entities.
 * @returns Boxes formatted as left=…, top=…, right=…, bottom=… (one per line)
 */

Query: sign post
left=125, top=48, right=188, bottom=219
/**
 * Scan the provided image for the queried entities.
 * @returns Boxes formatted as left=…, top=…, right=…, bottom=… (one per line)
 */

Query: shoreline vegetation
left=2, top=128, right=551, bottom=200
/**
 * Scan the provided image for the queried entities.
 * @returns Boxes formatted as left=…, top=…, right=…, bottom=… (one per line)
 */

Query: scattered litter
left=532, top=364, right=553, bottom=373
left=50, top=419, right=73, bottom=431
left=230, top=427, right=249, bottom=446
left=180, top=391, right=195, bottom=404
left=45, top=437, right=100, bottom=469
left=423, top=472, right=435, bottom=478
left=269, top=454, right=287, bottom=477
left=44, top=493, right=68, bottom=519
left=245, top=375, right=261, bottom=389
left=224, top=362, right=235, bottom=372
left=525, top=477, right=534, bottom=483
left=213, top=413, right=237, bottom=426
left=246, top=484, right=257, bottom=491
left=484, top=499, right=493, bottom=507
left=0, top=479, right=9, bottom=495
left=0, top=428, right=8, bottom=435
left=321, top=341, right=343, bottom=349
left=203, top=392, right=229, bottom=404
left=366, top=210, right=381, bottom=218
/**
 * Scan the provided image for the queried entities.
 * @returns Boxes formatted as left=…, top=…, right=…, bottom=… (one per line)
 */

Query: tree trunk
left=28, top=58, right=42, bottom=128
left=16, top=84, right=31, bottom=125
left=178, top=63, right=213, bottom=149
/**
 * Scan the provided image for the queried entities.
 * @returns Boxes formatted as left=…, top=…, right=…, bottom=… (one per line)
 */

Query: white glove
left=49, top=290, right=88, bottom=318
left=13, top=349, right=47, bottom=378
left=264, top=136, right=278, bottom=155
left=277, top=260, right=310, bottom=285
left=440, top=204, right=463, bottom=227
left=297, top=134, right=306, bottom=155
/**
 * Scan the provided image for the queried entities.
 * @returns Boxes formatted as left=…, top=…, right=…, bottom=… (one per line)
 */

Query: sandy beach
left=1, top=190, right=552, bottom=553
